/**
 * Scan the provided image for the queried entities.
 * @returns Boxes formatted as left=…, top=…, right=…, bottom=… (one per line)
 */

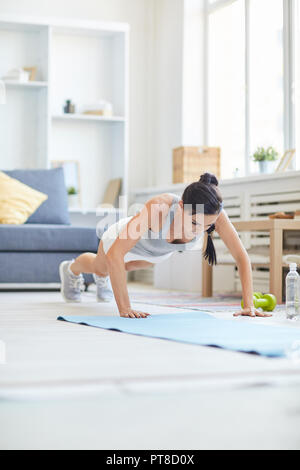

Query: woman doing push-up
left=59, top=173, right=271, bottom=319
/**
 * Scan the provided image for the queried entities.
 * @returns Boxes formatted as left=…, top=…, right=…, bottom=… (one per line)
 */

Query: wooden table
left=202, top=219, right=300, bottom=304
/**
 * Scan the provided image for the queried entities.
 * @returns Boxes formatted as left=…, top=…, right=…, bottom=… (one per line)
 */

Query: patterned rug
left=129, top=290, right=285, bottom=312
left=130, top=290, right=241, bottom=311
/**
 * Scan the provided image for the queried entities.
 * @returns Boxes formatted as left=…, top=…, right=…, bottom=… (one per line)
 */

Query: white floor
left=1, top=284, right=300, bottom=450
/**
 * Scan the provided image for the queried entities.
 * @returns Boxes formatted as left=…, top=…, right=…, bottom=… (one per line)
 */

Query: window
left=206, top=0, right=295, bottom=178
left=248, top=0, right=284, bottom=172
left=208, top=0, right=245, bottom=179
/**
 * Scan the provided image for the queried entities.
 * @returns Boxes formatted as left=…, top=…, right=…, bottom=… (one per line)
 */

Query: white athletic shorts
left=101, top=216, right=174, bottom=264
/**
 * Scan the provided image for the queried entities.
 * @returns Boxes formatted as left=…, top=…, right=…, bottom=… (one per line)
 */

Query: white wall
left=149, top=0, right=185, bottom=187
left=149, top=0, right=205, bottom=187
left=0, top=0, right=155, bottom=191
left=182, top=0, right=205, bottom=145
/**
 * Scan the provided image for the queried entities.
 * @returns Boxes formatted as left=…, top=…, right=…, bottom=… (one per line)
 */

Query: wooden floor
left=1, top=284, right=300, bottom=450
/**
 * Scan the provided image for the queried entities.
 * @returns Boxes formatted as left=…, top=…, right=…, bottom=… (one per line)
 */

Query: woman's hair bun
left=199, top=173, right=219, bottom=187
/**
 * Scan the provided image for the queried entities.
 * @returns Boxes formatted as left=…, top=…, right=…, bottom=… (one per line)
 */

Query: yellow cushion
left=0, top=171, right=48, bottom=225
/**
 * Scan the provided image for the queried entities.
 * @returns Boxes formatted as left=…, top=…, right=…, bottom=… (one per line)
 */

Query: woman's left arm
left=214, top=210, right=272, bottom=318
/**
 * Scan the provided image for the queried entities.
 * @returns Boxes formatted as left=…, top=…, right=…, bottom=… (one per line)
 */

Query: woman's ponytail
left=203, top=224, right=217, bottom=266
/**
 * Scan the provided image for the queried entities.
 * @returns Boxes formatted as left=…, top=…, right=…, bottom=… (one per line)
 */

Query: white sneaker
left=93, top=274, right=113, bottom=303
left=59, top=260, right=85, bottom=303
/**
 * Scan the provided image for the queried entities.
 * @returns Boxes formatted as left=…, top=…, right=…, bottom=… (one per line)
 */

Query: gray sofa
left=0, top=168, right=99, bottom=285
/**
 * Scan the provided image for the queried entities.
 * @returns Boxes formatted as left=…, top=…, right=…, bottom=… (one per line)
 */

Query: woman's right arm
left=106, top=253, right=140, bottom=317
left=106, top=195, right=171, bottom=318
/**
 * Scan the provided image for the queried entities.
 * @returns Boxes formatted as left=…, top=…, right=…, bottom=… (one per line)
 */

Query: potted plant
left=252, top=146, right=279, bottom=174
left=67, top=186, right=79, bottom=208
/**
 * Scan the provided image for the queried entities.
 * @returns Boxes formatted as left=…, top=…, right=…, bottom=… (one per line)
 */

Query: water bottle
left=286, top=263, right=300, bottom=320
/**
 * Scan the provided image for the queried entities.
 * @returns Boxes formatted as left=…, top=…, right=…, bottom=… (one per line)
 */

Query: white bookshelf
left=0, top=15, right=129, bottom=209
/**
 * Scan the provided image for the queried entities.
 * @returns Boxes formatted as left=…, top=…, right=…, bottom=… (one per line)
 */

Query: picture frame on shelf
left=275, top=149, right=296, bottom=172
left=23, top=67, right=37, bottom=81
left=51, top=160, right=81, bottom=208
left=100, top=178, right=123, bottom=208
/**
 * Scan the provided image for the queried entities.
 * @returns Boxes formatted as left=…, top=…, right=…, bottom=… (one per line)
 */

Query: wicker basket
left=173, top=146, right=221, bottom=184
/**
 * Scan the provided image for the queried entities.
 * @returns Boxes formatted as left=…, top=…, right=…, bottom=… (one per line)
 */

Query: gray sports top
left=129, top=194, right=203, bottom=258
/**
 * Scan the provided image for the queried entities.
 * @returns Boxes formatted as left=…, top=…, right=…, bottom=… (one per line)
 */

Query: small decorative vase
left=68, top=194, right=79, bottom=209
left=64, top=100, right=76, bottom=114
left=259, top=161, right=277, bottom=174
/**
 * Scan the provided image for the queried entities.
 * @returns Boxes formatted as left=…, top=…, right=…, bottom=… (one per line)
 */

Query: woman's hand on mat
left=119, top=308, right=150, bottom=319
left=233, top=306, right=272, bottom=318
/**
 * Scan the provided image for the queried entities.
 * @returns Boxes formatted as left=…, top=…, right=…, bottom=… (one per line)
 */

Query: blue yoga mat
left=57, top=311, right=300, bottom=358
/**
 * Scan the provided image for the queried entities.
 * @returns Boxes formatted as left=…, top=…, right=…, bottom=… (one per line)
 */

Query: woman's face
left=178, top=201, right=221, bottom=238
left=190, top=212, right=219, bottom=236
